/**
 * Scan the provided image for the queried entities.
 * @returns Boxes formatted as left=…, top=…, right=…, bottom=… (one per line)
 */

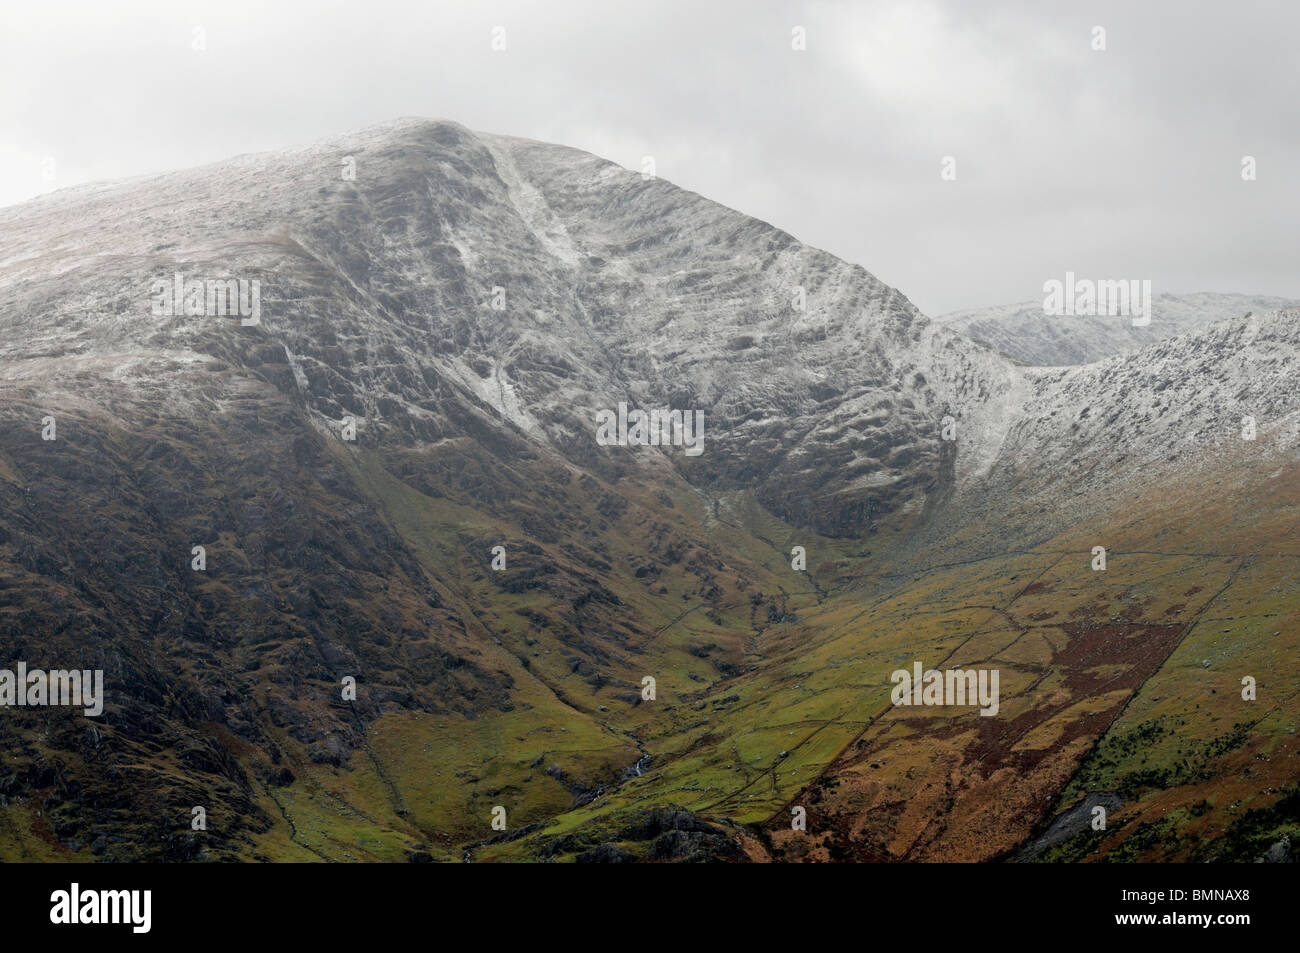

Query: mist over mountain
left=935, top=292, right=1300, bottom=366
left=0, top=120, right=1295, bottom=863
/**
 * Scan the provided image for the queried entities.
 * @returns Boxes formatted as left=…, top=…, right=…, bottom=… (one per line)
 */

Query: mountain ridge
left=934, top=291, right=1300, bottom=367
left=0, top=119, right=1294, bottom=863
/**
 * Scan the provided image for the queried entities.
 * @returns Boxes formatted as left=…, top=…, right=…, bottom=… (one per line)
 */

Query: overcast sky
left=2, top=0, right=1295, bottom=315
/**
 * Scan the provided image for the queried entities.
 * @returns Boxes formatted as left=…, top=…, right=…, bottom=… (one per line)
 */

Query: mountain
left=935, top=292, right=1299, bottom=366
left=0, top=119, right=1295, bottom=862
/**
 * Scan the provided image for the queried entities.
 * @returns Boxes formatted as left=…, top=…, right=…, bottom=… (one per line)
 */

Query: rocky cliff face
left=0, top=119, right=1294, bottom=862
left=1, top=119, right=1017, bottom=541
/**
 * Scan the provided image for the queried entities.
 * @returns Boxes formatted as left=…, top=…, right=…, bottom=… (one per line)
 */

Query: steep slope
left=0, top=118, right=1003, bottom=859
left=0, top=119, right=1294, bottom=862
left=757, top=311, right=1300, bottom=861
left=480, top=309, right=1299, bottom=863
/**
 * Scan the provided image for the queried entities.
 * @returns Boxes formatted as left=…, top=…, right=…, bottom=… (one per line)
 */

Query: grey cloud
left=2, top=0, right=1294, bottom=314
